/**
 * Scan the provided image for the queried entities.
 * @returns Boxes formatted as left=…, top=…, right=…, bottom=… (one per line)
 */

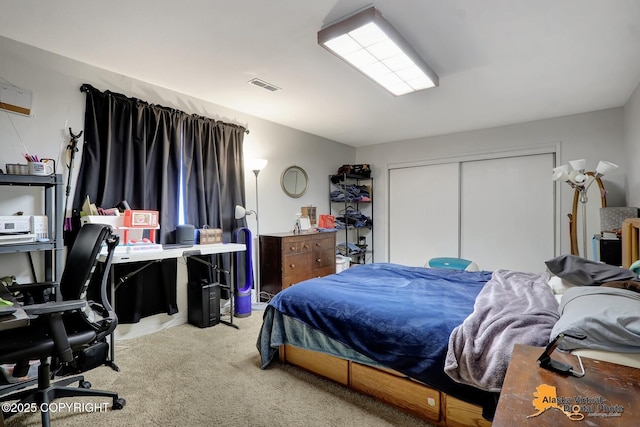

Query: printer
left=0, top=216, right=31, bottom=234
left=0, top=215, right=46, bottom=244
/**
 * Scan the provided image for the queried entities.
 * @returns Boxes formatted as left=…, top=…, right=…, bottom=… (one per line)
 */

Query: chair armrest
left=7, top=281, right=58, bottom=292
left=21, top=300, right=87, bottom=363
left=22, top=300, right=85, bottom=316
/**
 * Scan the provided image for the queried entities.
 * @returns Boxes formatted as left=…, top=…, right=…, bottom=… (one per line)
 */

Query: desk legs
left=108, top=265, right=120, bottom=372
left=107, top=259, right=161, bottom=370
left=218, top=252, right=239, bottom=330
left=106, top=251, right=240, bottom=363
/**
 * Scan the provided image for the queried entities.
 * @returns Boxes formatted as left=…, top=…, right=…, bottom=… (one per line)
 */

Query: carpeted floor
left=4, top=311, right=435, bottom=426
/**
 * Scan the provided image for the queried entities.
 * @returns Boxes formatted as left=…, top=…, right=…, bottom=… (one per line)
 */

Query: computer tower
left=187, top=280, right=220, bottom=328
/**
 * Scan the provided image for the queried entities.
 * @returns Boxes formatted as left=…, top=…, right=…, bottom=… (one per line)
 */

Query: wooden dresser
left=260, top=232, right=336, bottom=298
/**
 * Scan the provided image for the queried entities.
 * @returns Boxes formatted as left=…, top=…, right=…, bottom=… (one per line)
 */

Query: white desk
left=99, top=243, right=246, bottom=365
left=102, top=243, right=246, bottom=264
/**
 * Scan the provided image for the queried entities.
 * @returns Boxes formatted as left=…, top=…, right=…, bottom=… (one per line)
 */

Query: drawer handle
left=290, top=246, right=296, bottom=251
left=303, top=244, right=309, bottom=249
left=316, top=258, right=321, bottom=263
left=290, top=264, right=295, bottom=269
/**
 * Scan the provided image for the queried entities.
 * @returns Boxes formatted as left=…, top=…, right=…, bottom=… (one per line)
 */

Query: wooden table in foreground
left=493, top=344, right=640, bottom=426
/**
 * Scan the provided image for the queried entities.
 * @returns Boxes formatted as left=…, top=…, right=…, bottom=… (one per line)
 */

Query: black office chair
left=0, top=224, right=125, bottom=426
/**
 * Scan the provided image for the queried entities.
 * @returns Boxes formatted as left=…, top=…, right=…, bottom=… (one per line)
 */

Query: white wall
left=0, top=36, right=354, bottom=282
left=624, top=81, right=640, bottom=207
left=356, top=109, right=627, bottom=263
left=2, top=34, right=638, bottom=281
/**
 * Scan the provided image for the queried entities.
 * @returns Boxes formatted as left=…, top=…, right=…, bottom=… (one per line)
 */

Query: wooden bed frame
left=272, top=223, right=640, bottom=426
left=279, top=344, right=491, bottom=427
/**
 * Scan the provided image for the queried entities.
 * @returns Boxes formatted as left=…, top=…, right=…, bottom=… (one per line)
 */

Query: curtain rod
left=80, top=84, right=250, bottom=135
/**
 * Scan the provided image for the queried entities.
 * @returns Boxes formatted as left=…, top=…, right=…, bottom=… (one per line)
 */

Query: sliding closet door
left=460, top=154, right=554, bottom=272
left=389, top=163, right=459, bottom=266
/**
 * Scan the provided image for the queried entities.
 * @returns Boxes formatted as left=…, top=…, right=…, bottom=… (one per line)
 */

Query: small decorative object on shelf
left=81, top=209, right=160, bottom=246
left=198, top=226, right=223, bottom=244
left=301, top=206, right=317, bottom=225
left=335, top=164, right=371, bottom=179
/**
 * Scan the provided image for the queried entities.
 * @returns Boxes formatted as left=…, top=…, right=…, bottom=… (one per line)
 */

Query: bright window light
left=318, top=7, right=438, bottom=96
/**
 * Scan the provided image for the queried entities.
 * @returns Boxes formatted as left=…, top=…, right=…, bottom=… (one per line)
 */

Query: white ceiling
left=1, top=0, right=640, bottom=147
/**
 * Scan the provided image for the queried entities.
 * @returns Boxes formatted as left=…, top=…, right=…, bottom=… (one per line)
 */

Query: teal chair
left=427, top=257, right=479, bottom=271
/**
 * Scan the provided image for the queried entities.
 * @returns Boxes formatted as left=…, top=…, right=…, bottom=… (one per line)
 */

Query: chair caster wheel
left=113, top=398, right=126, bottom=410
left=79, top=380, right=91, bottom=389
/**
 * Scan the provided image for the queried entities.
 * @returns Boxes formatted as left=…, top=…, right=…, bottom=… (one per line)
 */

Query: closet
left=389, top=150, right=555, bottom=273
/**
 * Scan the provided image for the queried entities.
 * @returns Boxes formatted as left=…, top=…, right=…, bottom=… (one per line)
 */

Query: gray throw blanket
left=444, top=269, right=559, bottom=392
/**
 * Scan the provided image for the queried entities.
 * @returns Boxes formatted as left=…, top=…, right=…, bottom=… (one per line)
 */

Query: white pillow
left=548, top=275, right=575, bottom=295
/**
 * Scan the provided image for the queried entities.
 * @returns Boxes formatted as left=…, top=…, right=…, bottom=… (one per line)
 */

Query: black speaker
left=176, top=224, right=195, bottom=245
left=187, top=280, right=220, bottom=328
left=600, top=239, right=622, bottom=266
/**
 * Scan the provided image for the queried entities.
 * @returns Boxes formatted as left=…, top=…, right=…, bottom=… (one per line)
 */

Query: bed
left=257, top=256, right=640, bottom=426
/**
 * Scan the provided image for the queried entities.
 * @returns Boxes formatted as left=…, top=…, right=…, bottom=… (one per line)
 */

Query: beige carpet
left=5, top=312, right=435, bottom=426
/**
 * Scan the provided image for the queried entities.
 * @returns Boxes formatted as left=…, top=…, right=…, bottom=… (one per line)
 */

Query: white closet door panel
left=460, top=154, right=554, bottom=273
left=389, top=163, right=459, bottom=266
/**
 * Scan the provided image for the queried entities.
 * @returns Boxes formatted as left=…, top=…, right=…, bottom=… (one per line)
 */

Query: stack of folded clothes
left=330, top=184, right=371, bottom=202
left=337, top=241, right=365, bottom=257
left=334, top=208, right=373, bottom=229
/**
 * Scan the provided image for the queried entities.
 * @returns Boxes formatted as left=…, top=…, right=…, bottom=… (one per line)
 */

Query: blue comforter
left=264, top=262, right=492, bottom=383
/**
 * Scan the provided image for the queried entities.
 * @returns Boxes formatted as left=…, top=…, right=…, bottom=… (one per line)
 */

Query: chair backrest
left=60, top=224, right=111, bottom=301
left=60, top=224, right=119, bottom=335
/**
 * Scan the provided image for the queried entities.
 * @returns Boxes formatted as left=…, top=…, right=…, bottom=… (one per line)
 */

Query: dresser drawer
left=283, top=253, right=313, bottom=276
left=310, top=234, right=336, bottom=252
left=314, top=265, right=337, bottom=278
left=283, top=271, right=314, bottom=289
left=282, top=238, right=312, bottom=255
left=313, top=249, right=336, bottom=270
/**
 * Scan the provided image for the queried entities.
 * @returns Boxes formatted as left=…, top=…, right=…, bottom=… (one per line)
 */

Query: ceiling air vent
left=248, top=78, right=281, bottom=92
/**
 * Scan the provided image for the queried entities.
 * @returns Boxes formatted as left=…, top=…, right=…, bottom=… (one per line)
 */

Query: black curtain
left=182, top=115, right=247, bottom=287
left=183, top=116, right=246, bottom=239
left=73, top=84, right=247, bottom=322
left=74, top=84, right=182, bottom=243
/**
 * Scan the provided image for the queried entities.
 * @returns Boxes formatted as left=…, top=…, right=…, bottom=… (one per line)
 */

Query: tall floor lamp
left=235, top=158, right=268, bottom=309
left=552, top=159, right=618, bottom=257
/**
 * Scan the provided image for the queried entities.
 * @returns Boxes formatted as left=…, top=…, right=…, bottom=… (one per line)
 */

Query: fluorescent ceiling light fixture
left=318, top=6, right=438, bottom=96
